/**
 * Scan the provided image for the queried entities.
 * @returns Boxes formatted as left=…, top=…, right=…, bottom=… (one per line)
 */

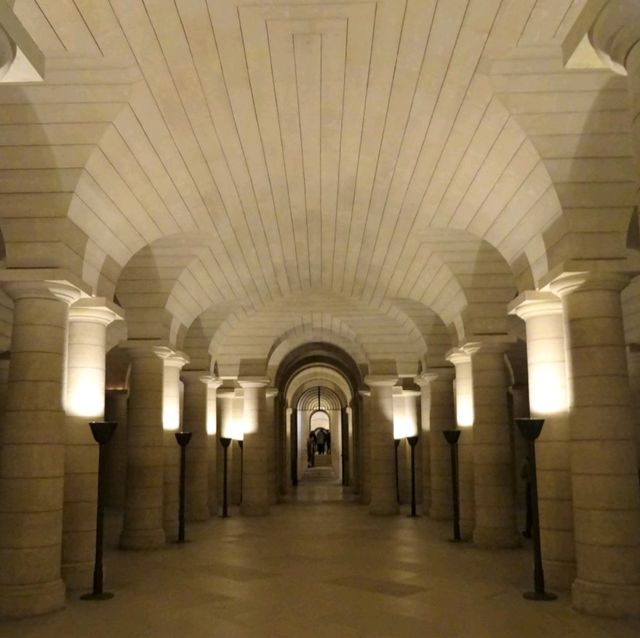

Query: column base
left=0, top=578, right=65, bottom=619
left=61, top=561, right=93, bottom=591
left=119, top=528, right=165, bottom=550
left=543, top=559, right=576, bottom=591
left=186, top=504, right=210, bottom=522
left=240, top=502, right=269, bottom=516
left=572, top=578, right=640, bottom=618
left=369, top=502, right=399, bottom=516
left=473, top=526, right=520, bottom=549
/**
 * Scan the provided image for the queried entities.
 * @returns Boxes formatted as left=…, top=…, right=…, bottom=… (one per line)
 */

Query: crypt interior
left=0, top=1, right=640, bottom=636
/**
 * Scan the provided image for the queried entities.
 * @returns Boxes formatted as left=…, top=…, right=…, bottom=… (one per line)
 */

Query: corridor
left=2, top=501, right=638, bottom=638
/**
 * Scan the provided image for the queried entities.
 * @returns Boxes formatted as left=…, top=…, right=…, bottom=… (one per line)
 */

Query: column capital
left=415, top=372, right=440, bottom=387
left=162, top=351, right=189, bottom=369
left=508, top=291, right=562, bottom=320
left=543, top=266, right=632, bottom=298
left=446, top=344, right=478, bottom=365
left=237, top=376, right=270, bottom=389
left=68, top=297, right=124, bottom=325
left=589, top=0, right=640, bottom=73
left=200, top=374, right=223, bottom=389
left=364, top=374, right=398, bottom=387
left=3, top=279, right=84, bottom=305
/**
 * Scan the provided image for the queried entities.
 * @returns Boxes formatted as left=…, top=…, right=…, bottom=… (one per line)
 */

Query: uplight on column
left=508, top=292, right=568, bottom=416
left=446, top=347, right=476, bottom=427
left=161, top=351, right=189, bottom=431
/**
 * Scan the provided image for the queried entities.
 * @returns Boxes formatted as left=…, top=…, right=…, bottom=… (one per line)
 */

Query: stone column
left=119, top=345, right=167, bottom=550
left=469, top=341, right=519, bottom=548
left=104, top=390, right=128, bottom=507
left=417, top=369, right=456, bottom=520
left=550, top=270, right=640, bottom=616
left=216, top=388, right=235, bottom=510
left=404, top=385, right=423, bottom=507
left=509, top=291, right=576, bottom=589
left=238, top=377, right=270, bottom=516
left=62, top=299, right=122, bottom=589
left=627, top=344, right=640, bottom=470
left=160, top=351, right=188, bottom=539
left=415, top=373, right=440, bottom=516
left=589, top=1, right=640, bottom=182
left=0, top=279, right=81, bottom=618
left=181, top=371, right=209, bottom=521
left=358, top=389, right=371, bottom=504
left=265, top=387, right=279, bottom=505
left=365, top=376, right=398, bottom=515
left=202, top=375, right=222, bottom=517
left=446, top=348, right=475, bottom=539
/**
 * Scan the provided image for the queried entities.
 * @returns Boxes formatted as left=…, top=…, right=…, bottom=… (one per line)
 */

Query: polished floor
left=2, top=491, right=640, bottom=638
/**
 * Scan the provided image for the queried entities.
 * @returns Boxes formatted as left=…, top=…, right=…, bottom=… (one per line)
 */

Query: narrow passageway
left=1, top=502, right=638, bottom=638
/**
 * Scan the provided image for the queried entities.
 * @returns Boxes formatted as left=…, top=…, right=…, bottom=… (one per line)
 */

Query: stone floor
left=2, top=488, right=640, bottom=638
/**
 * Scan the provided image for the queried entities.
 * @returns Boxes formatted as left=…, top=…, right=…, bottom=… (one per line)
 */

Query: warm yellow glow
left=206, top=401, right=217, bottom=436
left=228, top=420, right=245, bottom=441
left=66, top=369, right=104, bottom=418
left=529, top=363, right=568, bottom=415
left=393, top=418, right=415, bottom=439
left=453, top=366, right=474, bottom=428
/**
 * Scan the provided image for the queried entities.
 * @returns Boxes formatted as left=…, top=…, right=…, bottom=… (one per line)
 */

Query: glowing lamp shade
left=162, top=395, right=180, bottom=431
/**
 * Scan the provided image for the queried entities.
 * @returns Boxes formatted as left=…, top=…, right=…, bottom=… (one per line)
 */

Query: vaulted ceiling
left=0, top=0, right=635, bottom=375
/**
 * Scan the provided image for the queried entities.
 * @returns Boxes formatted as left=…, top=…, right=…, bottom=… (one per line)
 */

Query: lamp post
left=238, top=439, right=244, bottom=504
left=442, top=429, right=461, bottom=542
left=220, top=437, right=232, bottom=518
left=394, top=438, right=401, bottom=504
left=407, top=435, right=419, bottom=517
left=81, top=421, right=117, bottom=601
left=174, top=431, right=192, bottom=543
left=514, top=418, right=557, bottom=602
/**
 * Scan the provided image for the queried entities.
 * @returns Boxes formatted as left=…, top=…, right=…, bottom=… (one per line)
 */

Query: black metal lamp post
left=442, top=429, right=461, bottom=542
left=515, top=418, right=556, bottom=601
left=238, top=439, right=244, bottom=504
left=407, top=435, right=419, bottom=517
left=394, top=438, right=401, bottom=504
left=81, top=421, right=117, bottom=601
left=220, top=436, right=232, bottom=518
left=174, top=431, right=192, bottom=543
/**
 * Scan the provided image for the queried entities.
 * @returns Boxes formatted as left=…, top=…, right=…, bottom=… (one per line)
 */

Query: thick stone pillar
left=181, top=371, right=209, bottom=521
left=160, top=351, right=188, bottom=539
left=550, top=270, right=640, bottom=617
left=358, top=389, right=371, bottom=504
left=627, top=344, right=640, bottom=469
left=238, top=377, right=270, bottom=516
left=0, top=279, right=81, bottom=618
left=509, top=292, right=576, bottom=589
left=418, top=369, right=455, bottom=520
left=469, top=341, right=519, bottom=549
left=446, top=348, right=475, bottom=539
left=365, top=376, right=398, bottom=515
left=203, top=375, right=222, bottom=518
left=62, top=299, right=122, bottom=589
left=119, top=345, right=166, bottom=550
left=265, top=387, right=279, bottom=505
left=104, top=390, right=128, bottom=507
left=216, top=388, right=235, bottom=510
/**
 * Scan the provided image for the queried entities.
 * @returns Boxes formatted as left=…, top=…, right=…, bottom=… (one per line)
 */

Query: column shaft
left=471, top=346, right=519, bottom=548
left=555, top=273, right=640, bottom=616
left=62, top=301, right=119, bottom=589
left=0, top=286, right=75, bottom=618
left=119, top=349, right=165, bottom=549
left=240, top=380, right=270, bottom=516
left=181, top=373, right=209, bottom=521
left=366, top=378, right=398, bottom=515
